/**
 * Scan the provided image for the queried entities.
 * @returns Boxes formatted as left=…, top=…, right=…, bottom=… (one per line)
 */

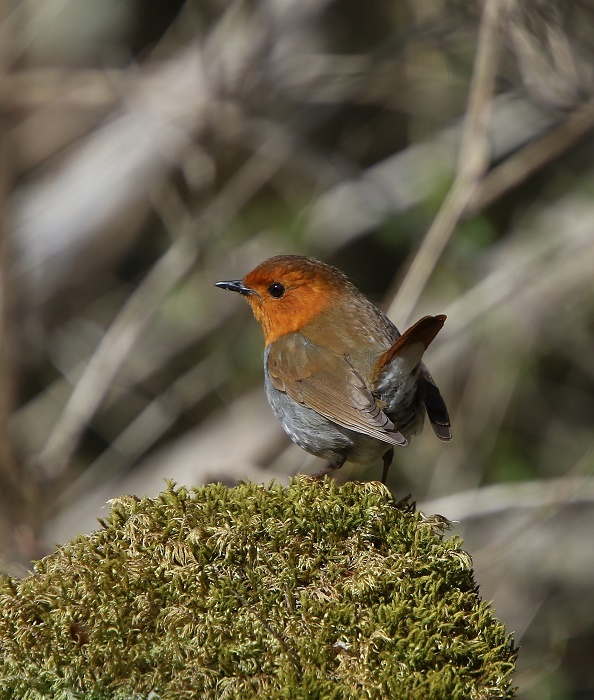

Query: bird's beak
left=214, top=279, right=256, bottom=297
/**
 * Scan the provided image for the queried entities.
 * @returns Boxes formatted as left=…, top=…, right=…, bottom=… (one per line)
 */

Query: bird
left=215, top=255, right=451, bottom=484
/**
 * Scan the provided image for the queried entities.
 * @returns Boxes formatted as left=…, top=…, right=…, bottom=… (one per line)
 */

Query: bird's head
left=215, top=255, right=349, bottom=345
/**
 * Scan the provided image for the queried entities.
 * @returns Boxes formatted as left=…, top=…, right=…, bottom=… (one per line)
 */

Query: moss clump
left=0, top=478, right=516, bottom=699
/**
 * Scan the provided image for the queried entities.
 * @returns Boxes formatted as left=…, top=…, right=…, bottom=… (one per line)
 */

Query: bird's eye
left=268, top=282, right=285, bottom=298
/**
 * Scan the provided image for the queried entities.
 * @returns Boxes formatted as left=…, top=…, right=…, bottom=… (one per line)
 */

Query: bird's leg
left=381, top=448, right=394, bottom=485
left=309, top=455, right=346, bottom=480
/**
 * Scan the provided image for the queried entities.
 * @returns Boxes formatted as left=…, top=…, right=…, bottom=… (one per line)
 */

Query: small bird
left=215, top=255, right=451, bottom=483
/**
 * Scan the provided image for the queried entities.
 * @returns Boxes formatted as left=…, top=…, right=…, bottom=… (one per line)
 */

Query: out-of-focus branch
left=421, top=475, right=594, bottom=522
left=57, top=356, right=226, bottom=505
left=0, top=180, right=19, bottom=496
left=0, top=0, right=39, bottom=570
left=386, top=0, right=507, bottom=325
left=468, top=96, right=594, bottom=214
left=305, top=94, right=556, bottom=249
left=3, top=67, right=120, bottom=111
left=432, top=194, right=594, bottom=362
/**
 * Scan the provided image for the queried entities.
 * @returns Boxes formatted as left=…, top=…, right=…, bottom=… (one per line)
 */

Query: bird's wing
left=267, top=335, right=407, bottom=446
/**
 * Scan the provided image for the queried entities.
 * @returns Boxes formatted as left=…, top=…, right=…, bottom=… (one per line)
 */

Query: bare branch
left=386, top=0, right=508, bottom=325
left=468, top=97, right=594, bottom=214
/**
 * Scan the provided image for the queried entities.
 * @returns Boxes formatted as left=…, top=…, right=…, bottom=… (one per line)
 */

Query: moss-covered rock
left=0, top=478, right=516, bottom=699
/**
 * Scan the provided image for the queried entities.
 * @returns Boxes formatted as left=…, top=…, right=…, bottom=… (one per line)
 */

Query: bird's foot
left=307, top=457, right=346, bottom=480
left=381, top=447, right=394, bottom=485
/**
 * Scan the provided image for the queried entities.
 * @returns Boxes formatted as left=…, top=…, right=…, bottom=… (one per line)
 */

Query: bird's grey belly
left=264, top=372, right=387, bottom=465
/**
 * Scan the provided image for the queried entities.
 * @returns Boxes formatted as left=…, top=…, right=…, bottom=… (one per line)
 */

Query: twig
left=432, top=203, right=594, bottom=361
left=54, top=357, right=226, bottom=507
left=0, top=0, right=40, bottom=567
left=468, top=96, right=594, bottom=214
left=386, top=0, right=507, bottom=325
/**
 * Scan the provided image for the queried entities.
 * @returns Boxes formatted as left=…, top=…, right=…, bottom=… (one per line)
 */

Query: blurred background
left=1, top=0, right=594, bottom=696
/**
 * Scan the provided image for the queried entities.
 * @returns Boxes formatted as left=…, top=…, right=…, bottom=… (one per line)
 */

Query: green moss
left=0, top=479, right=516, bottom=699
